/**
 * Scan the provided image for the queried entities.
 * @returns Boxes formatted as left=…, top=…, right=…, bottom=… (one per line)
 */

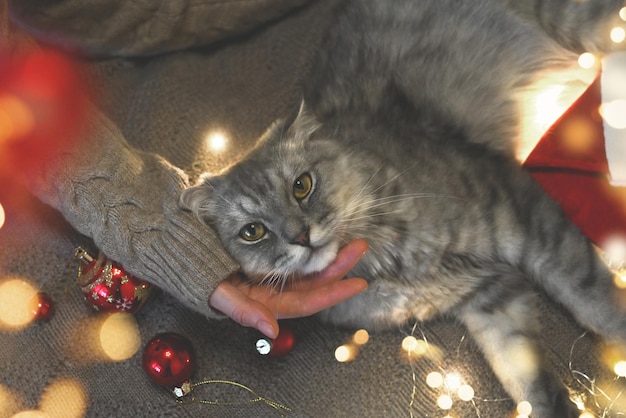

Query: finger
left=275, top=276, right=368, bottom=319
left=209, top=280, right=280, bottom=338
left=305, top=239, right=369, bottom=287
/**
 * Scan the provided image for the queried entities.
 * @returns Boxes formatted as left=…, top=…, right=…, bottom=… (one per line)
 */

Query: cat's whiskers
left=259, top=267, right=300, bottom=296
left=345, top=163, right=385, bottom=211
left=343, top=193, right=460, bottom=219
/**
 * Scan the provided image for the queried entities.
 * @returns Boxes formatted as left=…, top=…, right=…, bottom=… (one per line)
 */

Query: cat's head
left=181, top=104, right=363, bottom=280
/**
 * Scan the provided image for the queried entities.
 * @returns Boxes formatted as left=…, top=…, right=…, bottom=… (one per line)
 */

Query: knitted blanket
left=0, top=1, right=622, bottom=416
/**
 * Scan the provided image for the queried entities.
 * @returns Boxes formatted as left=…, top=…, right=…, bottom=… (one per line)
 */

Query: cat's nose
left=291, top=227, right=310, bottom=247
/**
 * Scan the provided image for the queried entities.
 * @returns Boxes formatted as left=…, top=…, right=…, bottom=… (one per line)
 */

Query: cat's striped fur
left=182, top=0, right=626, bottom=416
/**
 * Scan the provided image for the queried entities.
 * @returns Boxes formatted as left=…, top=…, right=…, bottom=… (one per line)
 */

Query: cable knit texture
left=10, top=0, right=311, bottom=56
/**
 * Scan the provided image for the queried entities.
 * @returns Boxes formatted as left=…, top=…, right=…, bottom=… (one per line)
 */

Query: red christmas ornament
left=31, top=292, right=54, bottom=321
left=75, top=247, right=154, bottom=313
left=142, top=332, right=196, bottom=387
left=256, top=323, right=296, bottom=358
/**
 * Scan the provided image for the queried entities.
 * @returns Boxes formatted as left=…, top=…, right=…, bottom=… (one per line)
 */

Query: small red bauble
left=256, top=323, right=296, bottom=358
left=31, top=292, right=54, bottom=321
left=142, top=332, right=196, bottom=387
left=75, top=247, right=154, bottom=313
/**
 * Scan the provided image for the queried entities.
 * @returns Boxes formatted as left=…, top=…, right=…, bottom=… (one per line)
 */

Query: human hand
left=209, top=239, right=369, bottom=339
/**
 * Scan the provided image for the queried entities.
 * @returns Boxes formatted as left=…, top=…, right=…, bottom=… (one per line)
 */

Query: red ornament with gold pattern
left=75, top=247, right=154, bottom=313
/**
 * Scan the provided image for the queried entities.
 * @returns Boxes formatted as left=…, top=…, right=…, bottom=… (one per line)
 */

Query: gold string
left=176, top=379, right=292, bottom=417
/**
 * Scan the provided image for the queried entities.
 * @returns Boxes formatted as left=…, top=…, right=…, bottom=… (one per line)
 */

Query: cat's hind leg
left=457, top=280, right=579, bottom=418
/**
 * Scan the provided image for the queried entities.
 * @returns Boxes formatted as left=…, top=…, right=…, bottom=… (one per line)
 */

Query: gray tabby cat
left=181, top=0, right=626, bottom=416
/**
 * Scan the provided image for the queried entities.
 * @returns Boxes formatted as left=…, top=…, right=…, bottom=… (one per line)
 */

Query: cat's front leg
left=457, top=288, right=579, bottom=418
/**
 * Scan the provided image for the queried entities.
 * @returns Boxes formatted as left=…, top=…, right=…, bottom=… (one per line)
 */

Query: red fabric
left=523, top=75, right=626, bottom=246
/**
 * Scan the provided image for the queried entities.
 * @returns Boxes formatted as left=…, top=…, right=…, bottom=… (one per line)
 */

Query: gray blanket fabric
left=0, top=0, right=622, bottom=416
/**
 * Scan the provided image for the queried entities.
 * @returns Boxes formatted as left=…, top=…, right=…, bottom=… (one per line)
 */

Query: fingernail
left=258, top=321, right=277, bottom=339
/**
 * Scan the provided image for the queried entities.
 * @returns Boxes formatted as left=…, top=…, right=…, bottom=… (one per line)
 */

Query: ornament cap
left=173, top=380, right=193, bottom=398
left=256, top=338, right=272, bottom=355
left=255, top=323, right=295, bottom=358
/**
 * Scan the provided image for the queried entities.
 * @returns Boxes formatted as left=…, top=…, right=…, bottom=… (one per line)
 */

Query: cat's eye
left=239, top=223, right=266, bottom=242
left=293, top=172, right=313, bottom=200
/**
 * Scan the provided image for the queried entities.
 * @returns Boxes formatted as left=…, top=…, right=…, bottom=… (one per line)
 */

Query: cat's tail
left=505, top=0, right=626, bottom=54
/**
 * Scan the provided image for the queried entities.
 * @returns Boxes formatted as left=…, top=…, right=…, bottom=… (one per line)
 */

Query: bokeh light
left=443, top=373, right=462, bottom=392
left=0, top=277, right=38, bottom=331
left=559, top=116, right=597, bottom=156
left=610, top=27, right=626, bottom=43
left=0, top=94, right=35, bottom=145
left=66, top=312, right=141, bottom=364
left=426, top=371, right=444, bottom=389
left=334, top=344, right=357, bottom=363
left=516, top=400, right=532, bottom=417
left=99, top=313, right=141, bottom=361
left=0, top=383, right=23, bottom=416
left=401, top=336, right=442, bottom=362
left=578, top=53, right=596, bottom=69
left=457, top=384, right=474, bottom=402
left=39, top=377, right=87, bottom=418
left=603, top=235, right=626, bottom=264
left=614, top=273, right=626, bottom=289
left=599, top=99, right=626, bottom=129
left=436, top=394, right=453, bottom=410
left=614, top=360, right=626, bottom=377
left=352, top=329, right=369, bottom=345
left=620, top=7, right=626, bottom=21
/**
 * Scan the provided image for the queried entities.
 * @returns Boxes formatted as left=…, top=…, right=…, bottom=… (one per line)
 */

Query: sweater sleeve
left=27, top=104, right=239, bottom=318
left=10, top=0, right=311, bottom=57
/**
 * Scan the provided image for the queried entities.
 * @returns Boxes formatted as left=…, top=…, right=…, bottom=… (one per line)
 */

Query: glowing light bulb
left=443, top=373, right=461, bottom=391
left=436, top=394, right=453, bottom=410
left=611, top=27, right=626, bottom=43
left=579, top=412, right=594, bottom=418
left=205, top=131, right=228, bottom=153
left=426, top=371, right=444, bottom=388
left=578, top=53, right=596, bottom=69
left=402, top=336, right=418, bottom=351
left=401, top=336, right=429, bottom=357
left=614, top=360, right=626, bottom=377
left=457, top=384, right=475, bottom=402
left=0, top=202, right=4, bottom=230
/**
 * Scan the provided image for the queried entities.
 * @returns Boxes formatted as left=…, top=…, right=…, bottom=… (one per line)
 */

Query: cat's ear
left=287, top=100, right=321, bottom=143
left=179, top=178, right=216, bottom=222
